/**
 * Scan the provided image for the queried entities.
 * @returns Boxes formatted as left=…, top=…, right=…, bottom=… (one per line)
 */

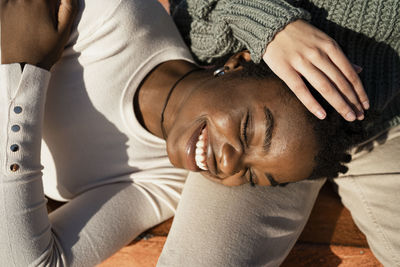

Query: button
left=10, top=144, right=19, bottom=152
left=10, top=164, right=19, bottom=172
left=11, top=125, right=20, bottom=132
left=14, top=106, right=23, bottom=114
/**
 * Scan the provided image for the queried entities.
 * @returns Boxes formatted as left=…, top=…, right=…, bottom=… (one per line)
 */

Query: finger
left=57, top=0, right=78, bottom=35
left=351, top=63, right=363, bottom=74
left=324, top=41, right=370, bottom=110
left=296, top=62, right=358, bottom=121
left=277, top=66, right=327, bottom=120
left=312, top=54, right=364, bottom=119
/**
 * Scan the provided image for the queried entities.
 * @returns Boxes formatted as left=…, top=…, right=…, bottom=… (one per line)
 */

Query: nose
left=219, top=143, right=243, bottom=176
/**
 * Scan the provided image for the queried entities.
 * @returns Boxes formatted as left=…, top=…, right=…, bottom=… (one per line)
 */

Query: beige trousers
left=158, top=125, right=400, bottom=266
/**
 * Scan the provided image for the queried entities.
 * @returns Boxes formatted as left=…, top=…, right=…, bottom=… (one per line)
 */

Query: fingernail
left=357, top=113, right=365, bottom=120
left=352, top=64, right=363, bottom=73
left=362, top=101, right=370, bottom=110
left=346, top=111, right=356, bottom=121
left=316, top=110, right=326, bottom=120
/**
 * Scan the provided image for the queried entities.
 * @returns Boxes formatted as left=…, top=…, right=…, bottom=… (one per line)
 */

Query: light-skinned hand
left=263, top=19, right=369, bottom=121
left=1, top=0, right=78, bottom=70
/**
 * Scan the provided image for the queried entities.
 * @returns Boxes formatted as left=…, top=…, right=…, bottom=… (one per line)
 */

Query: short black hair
left=226, top=58, right=373, bottom=180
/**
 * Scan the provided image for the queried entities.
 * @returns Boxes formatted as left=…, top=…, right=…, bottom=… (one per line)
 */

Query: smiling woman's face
left=166, top=71, right=319, bottom=186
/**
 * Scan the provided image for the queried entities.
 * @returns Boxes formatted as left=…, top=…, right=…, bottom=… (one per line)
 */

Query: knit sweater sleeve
left=170, top=0, right=310, bottom=64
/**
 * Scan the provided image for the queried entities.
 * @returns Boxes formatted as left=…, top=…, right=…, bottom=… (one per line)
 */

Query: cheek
left=165, top=114, right=194, bottom=167
left=268, top=126, right=318, bottom=182
left=166, top=134, right=180, bottom=167
left=268, top=123, right=291, bottom=158
left=280, top=138, right=318, bottom=182
left=289, top=153, right=316, bottom=181
left=270, top=137, right=288, bottom=156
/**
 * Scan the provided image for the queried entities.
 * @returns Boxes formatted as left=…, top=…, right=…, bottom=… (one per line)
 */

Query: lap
left=335, top=125, right=400, bottom=266
left=49, top=182, right=175, bottom=266
left=158, top=173, right=325, bottom=267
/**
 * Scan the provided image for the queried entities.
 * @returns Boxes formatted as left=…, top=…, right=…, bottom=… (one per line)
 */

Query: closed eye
left=248, top=168, right=256, bottom=187
left=241, top=110, right=255, bottom=186
left=242, top=109, right=250, bottom=147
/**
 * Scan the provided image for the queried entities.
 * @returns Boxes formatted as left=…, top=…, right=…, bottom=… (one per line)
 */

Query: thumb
left=57, top=0, right=78, bottom=35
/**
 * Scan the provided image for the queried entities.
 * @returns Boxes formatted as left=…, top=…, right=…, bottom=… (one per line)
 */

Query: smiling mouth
left=195, top=127, right=208, bottom=170
left=185, top=123, right=208, bottom=171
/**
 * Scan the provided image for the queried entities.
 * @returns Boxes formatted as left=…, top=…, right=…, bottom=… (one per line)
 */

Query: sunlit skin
left=137, top=52, right=319, bottom=186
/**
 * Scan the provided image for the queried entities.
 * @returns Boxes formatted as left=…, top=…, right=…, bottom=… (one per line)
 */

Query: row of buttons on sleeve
left=10, top=106, right=23, bottom=172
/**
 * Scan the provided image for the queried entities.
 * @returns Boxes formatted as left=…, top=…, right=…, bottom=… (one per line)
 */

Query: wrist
left=1, top=57, right=52, bottom=71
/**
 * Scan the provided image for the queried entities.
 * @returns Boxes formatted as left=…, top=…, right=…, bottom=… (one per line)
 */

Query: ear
left=224, top=50, right=252, bottom=73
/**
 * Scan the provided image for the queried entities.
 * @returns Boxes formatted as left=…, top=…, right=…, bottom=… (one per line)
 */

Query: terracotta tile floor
left=99, top=239, right=381, bottom=267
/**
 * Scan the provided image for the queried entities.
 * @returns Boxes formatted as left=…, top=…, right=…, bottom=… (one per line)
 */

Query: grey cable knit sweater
left=171, top=0, right=400, bottom=137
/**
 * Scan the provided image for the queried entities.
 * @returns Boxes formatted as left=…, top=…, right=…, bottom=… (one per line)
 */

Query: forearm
left=0, top=64, right=65, bottom=266
left=171, top=0, right=310, bottom=63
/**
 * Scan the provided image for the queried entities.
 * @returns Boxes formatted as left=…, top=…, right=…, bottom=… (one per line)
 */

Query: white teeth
left=196, top=147, right=204, bottom=154
left=195, top=128, right=208, bottom=170
left=198, top=164, right=208, bottom=171
left=195, top=154, right=206, bottom=162
left=196, top=140, right=205, bottom=148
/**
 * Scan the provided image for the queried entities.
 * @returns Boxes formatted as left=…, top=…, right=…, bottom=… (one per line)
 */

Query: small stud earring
left=213, top=66, right=229, bottom=77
